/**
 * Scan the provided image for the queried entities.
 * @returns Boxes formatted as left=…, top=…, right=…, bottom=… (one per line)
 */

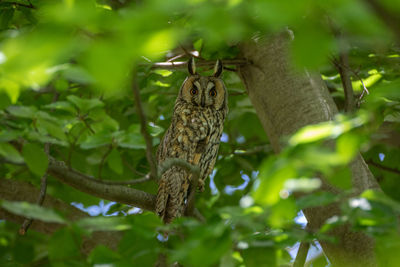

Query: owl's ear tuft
left=213, top=59, right=223, bottom=78
left=188, top=57, right=196, bottom=75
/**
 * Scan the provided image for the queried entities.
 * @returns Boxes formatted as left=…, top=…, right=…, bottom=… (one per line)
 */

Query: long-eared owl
left=156, top=58, right=228, bottom=223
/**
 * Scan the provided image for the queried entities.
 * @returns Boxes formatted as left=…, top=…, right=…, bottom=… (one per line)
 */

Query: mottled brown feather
left=156, top=60, right=228, bottom=223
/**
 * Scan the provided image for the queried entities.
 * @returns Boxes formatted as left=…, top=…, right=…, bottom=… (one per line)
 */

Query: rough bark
left=238, top=32, right=381, bottom=266
left=0, top=178, right=122, bottom=254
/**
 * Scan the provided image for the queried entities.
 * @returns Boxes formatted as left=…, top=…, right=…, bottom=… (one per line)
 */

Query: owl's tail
left=156, top=168, right=187, bottom=224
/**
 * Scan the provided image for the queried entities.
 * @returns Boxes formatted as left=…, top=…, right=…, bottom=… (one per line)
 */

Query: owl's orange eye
left=209, top=88, right=217, bottom=97
left=190, top=87, right=198, bottom=95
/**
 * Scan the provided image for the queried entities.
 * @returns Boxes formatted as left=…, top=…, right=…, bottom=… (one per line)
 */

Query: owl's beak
left=201, top=94, right=205, bottom=107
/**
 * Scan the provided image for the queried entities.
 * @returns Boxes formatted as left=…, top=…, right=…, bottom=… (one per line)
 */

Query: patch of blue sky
left=287, top=240, right=327, bottom=265
left=220, top=132, right=229, bottom=143
left=209, top=169, right=219, bottom=195
left=71, top=200, right=118, bottom=216
left=224, top=171, right=250, bottom=195
left=236, top=135, right=246, bottom=144
left=288, top=211, right=329, bottom=265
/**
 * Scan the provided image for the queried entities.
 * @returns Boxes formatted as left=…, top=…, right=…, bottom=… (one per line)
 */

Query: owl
left=156, top=58, right=228, bottom=223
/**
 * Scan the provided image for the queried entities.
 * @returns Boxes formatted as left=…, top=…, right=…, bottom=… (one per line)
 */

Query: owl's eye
left=190, top=87, right=198, bottom=95
left=209, top=87, right=217, bottom=97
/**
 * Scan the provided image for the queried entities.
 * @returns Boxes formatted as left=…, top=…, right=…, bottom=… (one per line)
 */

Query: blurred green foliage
left=0, top=0, right=400, bottom=266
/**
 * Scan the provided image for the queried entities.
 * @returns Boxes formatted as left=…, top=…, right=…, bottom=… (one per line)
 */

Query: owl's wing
left=156, top=117, right=197, bottom=223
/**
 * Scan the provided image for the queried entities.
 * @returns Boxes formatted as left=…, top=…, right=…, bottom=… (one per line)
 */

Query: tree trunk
left=238, top=32, right=381, bottom=266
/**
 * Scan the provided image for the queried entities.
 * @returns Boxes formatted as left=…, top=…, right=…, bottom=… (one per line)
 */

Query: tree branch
left=132, top=72, right=158, bottom=180
left=47, top=157, right=156, bottom=211
left=293, top=241, right=310, bottom=267
left=332, top=34, right=355, bottom=113
left=8, top=1, right=36, bottom=9
left=89, top=173, right=151, bottom=185
left=367, top=160, right=400, bottom=175
left=0, top=179, right=122, bottom=254
left=3, top=156, right=205, bottom=221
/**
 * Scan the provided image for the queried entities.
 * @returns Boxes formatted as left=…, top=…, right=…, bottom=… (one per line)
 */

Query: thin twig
left=142, top=59, right=248, bottom=70
left=367, top=160, right=400, bottom=175
left=223, top=66, right=237, bottom=72
left=167, top=53, right=185, bottom=62
left=98, top=145, right=113, bottom=179
left=350, top=69, right=370, bottom=107
left=122, top=158, right=147, bottom=176
left=332, top=33, right=355, bottom=113
left=132, top=72, right=158, bottom=180
left=80, top=115, right=95, bottom=134
left=19, top=174, right=47, bottom=235
left=67, top=127, right=87, bottom=167
left=10, top=1, right=36, bottom=9
left=179, top=45, right=198, bottom=59
left=19, top=144, right=50, bottom=235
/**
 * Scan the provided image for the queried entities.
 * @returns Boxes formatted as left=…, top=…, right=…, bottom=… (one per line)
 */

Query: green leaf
left=36, top=117, right=67, bottom=141
left=7, top=105, right=37, bottom=119
left=89, top=109, right=119, bottom=132
left=296, top=192, right=338, bottom=209
left=241, top=247, right=276, bottom=267
left=0, top=130, right=21, bottom=142
left=268, top=198, right=297, bottom=228
left=88, top=245, right=121, bottom=265
left=0, top=8, right=14, bottom=29
left=54, top=79, right=69, bottom=92
left=107, top=149, right=123, bottom=175
left=67, top=95, right=104, bottom=113
left=327, top=166, right=352, bottom=190
left=76, top=217, right=131, bottom=232
left=12, top=238, right=35, bottom=264
left=153, top=69, right=173, bottom=77
left=289, top=115, right=368, bottom=146
left=22, top=143, right=48, bottom=177
left=291, top=19, right=335, bottom=69
left=116, top=131, right=146, bottom=149
left=48, top=228, right=81, bottom=262
left=63, top=66, right=94, bottom=84
left=193, top=38, right=204, bottom=52
left=284, top=178, right=322, bottom=193
left=336, top=133, right=361, bottom=163
left=253, top=159, right=296, bottom=206
left=0, top=91, right=11, bottom=109
left=0, top=142, right=24, bottom=163
left=43, top=101, right=77, bottom=113
left=80, top=132, right=112, bottom=149
left=1, top=201, right=65, bottom=224
left=148, top=123, right=164, bottom=137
